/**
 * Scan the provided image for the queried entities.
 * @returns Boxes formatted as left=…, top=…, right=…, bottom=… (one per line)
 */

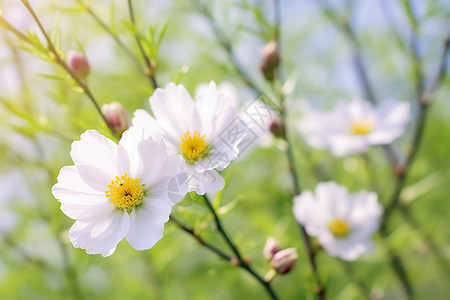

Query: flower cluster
left=52, top=82, right=246, bottom=256
left=53, top=80, right=408, bottom=262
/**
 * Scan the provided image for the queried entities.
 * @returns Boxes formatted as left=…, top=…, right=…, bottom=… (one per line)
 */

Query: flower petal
left=126, top=199, right=172, bottom=250
left=186, top=168, right=225, bottom=195
left=52, top=166, right=109, bottom=220
left=69, top=210, right=130, bottom=257
left=70, top=130, right=118, bottom=175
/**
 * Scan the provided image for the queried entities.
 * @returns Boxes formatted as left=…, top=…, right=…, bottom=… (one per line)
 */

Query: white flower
left=132, top=82, right=247, bottom=195
left=293, top=181, right=382, bottom=261
left=298, top=99, right=410, bottom=156
left=52, top=127, right=187, bottom=257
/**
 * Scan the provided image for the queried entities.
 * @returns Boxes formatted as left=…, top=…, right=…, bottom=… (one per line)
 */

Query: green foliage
left=0, top=0, right=449, bottom=299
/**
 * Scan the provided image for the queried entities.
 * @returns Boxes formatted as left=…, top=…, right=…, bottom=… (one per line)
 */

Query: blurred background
left=0, top=0, right=449, bottom=299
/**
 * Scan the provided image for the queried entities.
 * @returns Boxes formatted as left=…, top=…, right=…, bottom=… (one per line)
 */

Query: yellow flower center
left=179, top=130, right=210, bottom=164
left=105, top=173, right=144, bottom=213
left=349, top=120, right=373, bottom=135
left=328, top=218, right=351, bottom=237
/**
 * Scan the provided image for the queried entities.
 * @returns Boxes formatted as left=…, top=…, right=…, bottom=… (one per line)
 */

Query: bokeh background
left=0, top=0, right=449, bottom=299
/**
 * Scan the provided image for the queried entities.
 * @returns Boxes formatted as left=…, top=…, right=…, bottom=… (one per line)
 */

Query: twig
left=191, top=0, right=262, bottom=95
left=398, top=205, right=450, bottom=275
left=126, top=0, right=158, bottom=89
left=315, top=1, right=399, bottom=166
left=76, top=0, right=154, bottom=88
left=282, top=119, right=325, bottom=300
left=338, top=260, right=371, bottom=300
left=381, top=32, right=450, bottom=231
left=19, top=0, right=114, bottom=134
left=202, top=195, right=279, bottom=300
left=191, top=2, right=323, bottom=298
left=169, top=215, right=231, bottom=261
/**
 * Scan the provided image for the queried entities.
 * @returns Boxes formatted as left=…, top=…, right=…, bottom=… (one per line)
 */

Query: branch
left=126, top=0, right=159, bottom=89
left=202, top=195, right=279, bottom=300
left=282, top=118, right=325, bottom=300
left=169, top=215, right=232, bottom=261
left=19, top=0, right=114, bottom=134
left=191, top=0, right=263, bottom=96
left=381, top=32, right=450, bottom=231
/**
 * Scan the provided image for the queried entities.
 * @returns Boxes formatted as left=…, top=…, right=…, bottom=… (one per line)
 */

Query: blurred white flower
left=133, top=82, right=247, bottom=195
left=52, top=127, right=187, bottom=257
left=293, top=181, right=382, bottom=261
left=298, top=99, right=410, bottom=156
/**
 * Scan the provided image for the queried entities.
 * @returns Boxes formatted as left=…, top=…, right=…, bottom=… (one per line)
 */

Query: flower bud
left=260, top=40, right=280, bottom=81
left=101, top=102, right=129, bottom=134
left=67, top=51, right=90, bottom=79
left=270, top=247, right=298, bottom=274
left=269, top=118, right=284, bottom=138
left=263, top=237, right=281, bottom=261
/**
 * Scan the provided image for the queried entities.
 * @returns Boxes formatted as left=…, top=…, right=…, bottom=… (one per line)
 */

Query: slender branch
left=19, top=0, right=114, bottom=134
left=2, top=234, right=54, bottom=271
left=315, top=1, right=399, bottom=166
left=381, top=32, right=450, bottom=231
left=169, top=215, right=232, bottom=261
left=383, top=241, right=414, bottom=298
left=398, top=206, right=450, bottom=275
left=338, top=260, right=371, bottom=300
left=192, top=2, right=323, bottom=298
left=126, top=0, right=158, bottom=89
left=76, top=0, right=154, bottom=87
left=378, top=30, right=449, bottom=300
left=282, top=118, right=325, bottom=300
left=191, top=0, right=262, bottom=94
left=202, top=195, right=279, bottom=300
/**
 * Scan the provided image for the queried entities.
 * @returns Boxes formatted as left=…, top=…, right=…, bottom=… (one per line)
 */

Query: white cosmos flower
left=298, top=99, right=410, bottom=156
left=132, top=82, right=247, bottom=195
left=52, top=127, right=187, bottom=257
left=293, top=181, right=382, bottom=261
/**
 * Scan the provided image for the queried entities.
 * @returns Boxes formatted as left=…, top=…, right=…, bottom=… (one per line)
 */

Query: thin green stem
left=126, top=0, right=158, bottom=89
left=202, top=195, right=279, bottom=300
left=381, top=32, right=450, bottom=232
left=76, top=0, right=144, bottom=76
left=338, top=260, right=371, bottom=300
left=169, top=215, right=232, bottom=261
left=191, top=0, right=263, bottom=97
left=19, top=0, right=114, bottom=134
left=282, top=118, right=325, bottom=300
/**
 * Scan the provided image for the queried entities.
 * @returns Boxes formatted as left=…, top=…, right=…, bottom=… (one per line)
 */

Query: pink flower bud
left=263, top=237, right=281, bottom=261
left=268, top=118, right=284, bottom=138
left=101, top=102, right=129, bottom=134
left=270, top=247, right=298, bottom=274
left=67, top=51, right=90, bottom=79
left=260, top=40, right=280, bottom=81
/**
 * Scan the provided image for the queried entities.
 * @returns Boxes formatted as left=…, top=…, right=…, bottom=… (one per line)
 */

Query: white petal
left=137, top=134, right=169, bottom=184
left=376, top=99, right=410, bottom=130
left=53, top=166, right=109, bottom=220
left=144, top=155, right=189, bottom=205
left=150, top=83, right=201, bottom=140
left=69, top=210, right=130, bottom=257
left=76, top=202, right=116, bottom=223
left=187, top=169, right=225, bottom=195
left=328, top=134, right=370, bottom=156
left=293, top=191, right=328, bottom=237
left=70, top=130, right=118, bottom=175
left=76, top=165, right=112, bottom=192
left=131, top=109, right=161, bottom=133
left=126, top=199, right=172, bottom=250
